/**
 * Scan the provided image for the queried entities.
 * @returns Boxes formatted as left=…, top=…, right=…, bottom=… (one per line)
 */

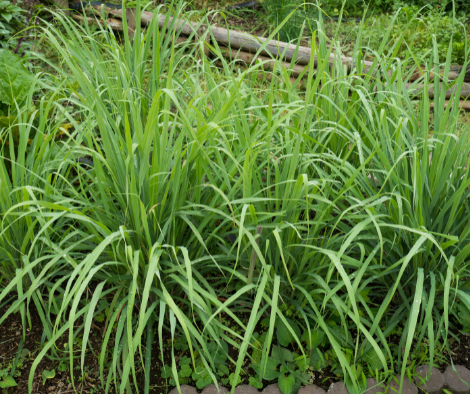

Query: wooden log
left=219, top=48, right=308, bottom=77
left=79, top=6, right=470, bottom=86
left=409, top=65, right=470, bottom=82
left=52, top=0, right=69, bottom=16
left=92, top=5, right=209, bottom=55
left=77, top=6, right=470, bottom=97
left=430, top=100, right=470, bottom=111
left=126, top=8, right=137, bottom=38
left=73, top=12, right=192, bottom=49
left=405, top=82, right=470, bottom=99
left=214, top=60, right=305, bottom=87
left=102, top=8, right=206, bottom=37
left=72, top=14, right=124, bottom=30
left=104, top=9, right=373, bottom=71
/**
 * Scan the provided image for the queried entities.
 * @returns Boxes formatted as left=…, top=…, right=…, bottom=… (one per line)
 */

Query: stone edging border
left=169, top=365, right=470, bottom=394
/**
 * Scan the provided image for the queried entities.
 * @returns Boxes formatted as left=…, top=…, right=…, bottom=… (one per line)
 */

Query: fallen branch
left=79, top=6, right=372, bottom=71
left=430, top=100, right=470, bottom=111
left=72, top=13, right=123, bottom=30
left=71, top=7, right=470, bottom=99
left=405, top=82, right=470, bottom=99
left=218, top=47, right=309, bottom=77
left=410, top=65, right=470, bottom=82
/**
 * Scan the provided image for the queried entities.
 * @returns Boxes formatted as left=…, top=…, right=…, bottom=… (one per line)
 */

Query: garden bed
left=1, top=1, right=470, bottom=394
left=3, top=301, right=470, bottom=394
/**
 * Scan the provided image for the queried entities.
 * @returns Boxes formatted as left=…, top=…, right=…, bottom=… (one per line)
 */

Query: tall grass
left=0, top=2, right=469, bottom=393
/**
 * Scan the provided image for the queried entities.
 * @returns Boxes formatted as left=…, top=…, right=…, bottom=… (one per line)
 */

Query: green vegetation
left=0, top=0, right=25, bottom=50
left=261, top=0, right=468, bottom=64
left=0, top=0, right=40, bottom=54
left=0, top=0, right=470, bottom=393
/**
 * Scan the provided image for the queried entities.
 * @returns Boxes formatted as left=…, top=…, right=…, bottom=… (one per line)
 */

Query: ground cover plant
left=1, top=0, right=470, bottom=393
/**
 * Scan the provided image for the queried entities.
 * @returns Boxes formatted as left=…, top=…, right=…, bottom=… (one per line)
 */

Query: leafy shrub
left=317, top=0, right=468, bottom=15
left=0, top=0, right=41, bottom=55
left=391, top=6, right=467, bottom=64
left=0, top=0, right=24, bottom=50
left=391, top=0, right=467, bottom=14
left=265, top=0, right=469, bottom=46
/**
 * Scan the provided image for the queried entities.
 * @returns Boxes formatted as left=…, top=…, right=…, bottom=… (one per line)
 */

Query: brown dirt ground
left=0, top=300, right=339, bottom=394
left=3, top=299, right=470, bottom=394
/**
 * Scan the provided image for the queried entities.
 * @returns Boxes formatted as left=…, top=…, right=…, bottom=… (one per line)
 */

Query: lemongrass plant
left=0, top=79, right=85, bottom=351
left=0, top=1, right=469, bottom=394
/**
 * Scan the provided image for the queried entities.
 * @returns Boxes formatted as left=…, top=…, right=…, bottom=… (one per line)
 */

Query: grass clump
left=0, top=1, right=470, bottom=394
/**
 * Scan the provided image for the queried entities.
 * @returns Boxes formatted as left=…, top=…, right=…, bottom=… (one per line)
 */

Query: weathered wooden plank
left=126, top=8, right=137, bottom=38
left=125, top=10, right=374, bottom=71
left=409, top=65, right=470, bottom=82
left=76, top=6, right=470, bottom=98
left=72, top=14, right=123, bottom=30
left=430, top=100, right=470, bottom=111
left=219, top=48, right=307, bottom=76
left=405, top=82, right=470, bottom=99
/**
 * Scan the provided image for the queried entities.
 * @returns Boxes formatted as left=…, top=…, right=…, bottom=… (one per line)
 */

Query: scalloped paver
left=298, top=384, right=327, bottom=394
left=327, top=382, right=349, bottom=394
left=169, top=385, right=198, bottom=394
left=364, top=378, right=386, bottom=393
left=202, top=384, right=229, bottom=394
left=444, top=365, right=470, bottom=394
left=234, top=385, right=261, bottom=394
left=262, top=384, right=283, bottom=394
left=414, top=365, right=445, bottom=394
left=387, top=375, right=418, bottom=394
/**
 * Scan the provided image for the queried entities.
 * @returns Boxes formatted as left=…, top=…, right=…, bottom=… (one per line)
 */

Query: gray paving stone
left=262, top=384, right=282, bottom=394
left=414, top=365, right=445, bottom=394
left=387, top=375, right=418, bottom=394
left=327, top=382, right=348, bottom=394
left=364, top=378, right=386, bottom=394
left=234, top=385, right=260, bottom=394
left=444, top=365, right=470, bottom=394
left=169, top=385, right=198, bottom=394
left=298, top=385, right=326, bottom=394
left=202, top=384, right=229, bottom=394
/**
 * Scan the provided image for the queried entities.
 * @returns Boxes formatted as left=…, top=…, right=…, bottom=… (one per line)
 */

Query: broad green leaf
left=252, top=356, right=280, bottom=381
left=180, top=364, right=192, bottom=378
left=0, top=49, right=33, bottom=105
left=363, top=349, right=383, bottom=371
left=295, top=356, right=308, bottom=371
left=229, top=372, right=242, bottom=386
left=161, top=364, right=172, bottom=379
left=179, top=356, right=191, bottom=366
left=309, top=349, right=326, bottom=371
left=301, top=331, right=325, bottom=353
left=249, top=376, right=263, bottom=389
left=218, top=365, right=230, bottom=376
left=208, top=340, right=228, bottom=364
left=278, top=373, right=296, bottom=394
left=0, top=376, right=17, bottom=388
left=277, top=318, right=300, bottom=347
left=192, top=365, right=209, bottom=380
left=196, top=375, right=212, bottom=389
left=272, top=345, right=294, bottom=362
